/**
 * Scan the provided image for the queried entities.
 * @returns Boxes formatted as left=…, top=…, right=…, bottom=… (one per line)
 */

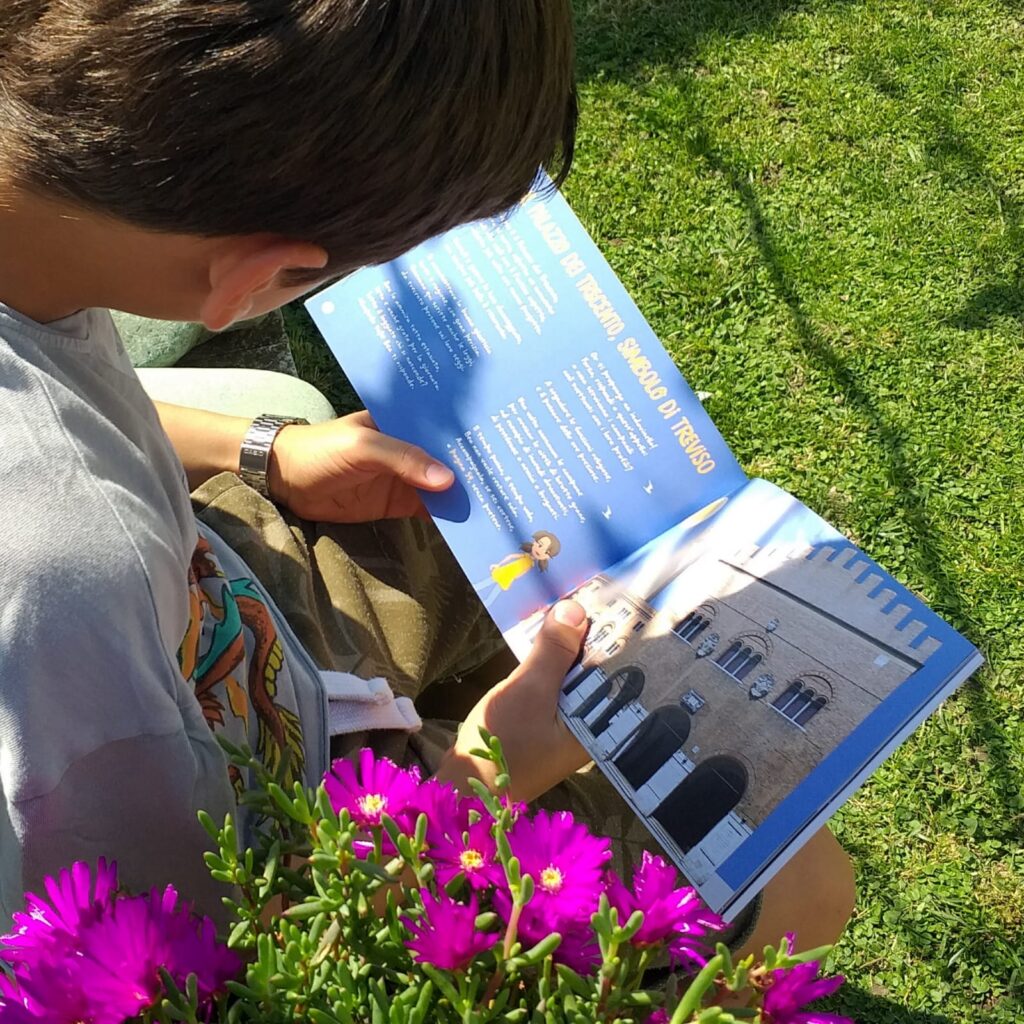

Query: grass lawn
left=287, top=1, right=1024, bottom=1018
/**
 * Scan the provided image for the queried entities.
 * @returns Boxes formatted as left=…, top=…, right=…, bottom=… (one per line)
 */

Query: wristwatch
left=238, top=414, right=309, bottom=499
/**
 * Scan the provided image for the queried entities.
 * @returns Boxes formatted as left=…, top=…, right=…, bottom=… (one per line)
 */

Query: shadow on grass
left=954, top=281, right=1024, bottom=330
left=926, top=118, right=1024, bottom=332
left=574, top=0, right=855, bottom=81
left=824, top=987, right=954, bottom=1024
left=687, top=120, right=1021, bottom=1024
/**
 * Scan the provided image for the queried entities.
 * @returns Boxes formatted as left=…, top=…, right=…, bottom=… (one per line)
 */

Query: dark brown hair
left=0, top=1, right=576, bottom=278
left=521, top=529, right=561, bottom=571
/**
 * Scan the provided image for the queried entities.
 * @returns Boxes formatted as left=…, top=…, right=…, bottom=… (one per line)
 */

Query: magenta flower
left=515, top=909, right=601, bottom=974
left=2, top=962, right=112, bottom=1024
left=55, top=884, right=239, bottom=1020
left=430, top=818, right=503, bottom=891
left=1, top=859, right=118, bottom=968
left=0, top=877, right=238, bottom=1024
left=762, top=961, right=852, bottom=1024
left=504, top=810, right=611, bottom=917
left=607, top=852, right=725, bottom=968
left=145, top=884, right=242, bottom=999
left=502, top=796, right=529, bottom=818
left=407, top=777, right=465, bottom=847
left=0, top=974, right=47, bottom=1023
left=85, top=885, right=237, bottom=1014
left=492, top=811, right=610, bottom=974
left=645, top=1011, right=669, bottom=1024
left=403, top=891, right=498, bottom=971
left=324, top=749, right=422, bottom=830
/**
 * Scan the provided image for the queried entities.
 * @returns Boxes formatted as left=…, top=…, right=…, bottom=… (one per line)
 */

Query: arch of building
left=673, top=603, right=716, bottom=643
left=570, top=665, right=645, bottom=736
left=715, top=633, right=771, bottom=681
left=563, top=663, right=600, bottom=697
left=588, top=666, right=646, bottom=736
left=613, top=704, right=692, bottom=789
left=653, top=755, right=748, bottom=853
left=771, top=674, right=834, bottom=725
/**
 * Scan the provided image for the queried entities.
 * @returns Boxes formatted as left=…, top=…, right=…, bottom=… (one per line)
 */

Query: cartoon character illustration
left=473, top=530, right=561, bottom=607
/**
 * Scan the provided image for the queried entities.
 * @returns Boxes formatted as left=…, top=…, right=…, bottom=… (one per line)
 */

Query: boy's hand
left=434, top=601, right=591, bottom=803
left=268, top=410, right=454, bottom=523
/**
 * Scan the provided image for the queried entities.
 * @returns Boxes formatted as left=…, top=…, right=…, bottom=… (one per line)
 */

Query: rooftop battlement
left=718, top=541, right=942, bottom=661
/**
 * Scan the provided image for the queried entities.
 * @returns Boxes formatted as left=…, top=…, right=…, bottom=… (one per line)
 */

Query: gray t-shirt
left=0, top=304, right=327, bottom=924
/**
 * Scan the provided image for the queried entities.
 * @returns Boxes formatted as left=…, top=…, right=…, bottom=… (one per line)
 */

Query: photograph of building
left=505, top=481, right=948, bottom=886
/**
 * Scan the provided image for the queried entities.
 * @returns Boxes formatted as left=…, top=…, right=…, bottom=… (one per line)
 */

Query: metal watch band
left=238, top=414, right=308, bottom=499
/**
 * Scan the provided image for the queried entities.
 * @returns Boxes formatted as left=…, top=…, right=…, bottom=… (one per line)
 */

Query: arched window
left=796, top=694, right=827, bottom=726
left=654, top=756, right=748, bottom=853
left=614, top=706, right=691, bottom=790
left=716, top=641, right=763, bottom=681
left=674, top=611, right=710, bottom=644
left=563, top=665, right=600, bottom=697
left=771, top=679, right=829, bottom=726
left=575, top=666, right=645, bottom=737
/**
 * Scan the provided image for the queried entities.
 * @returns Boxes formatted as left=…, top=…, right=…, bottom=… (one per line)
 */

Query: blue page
left=309, top=187, right=747, bottom=635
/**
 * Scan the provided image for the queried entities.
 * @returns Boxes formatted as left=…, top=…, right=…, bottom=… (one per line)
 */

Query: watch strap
left=238, top=414, right=308, bottom=498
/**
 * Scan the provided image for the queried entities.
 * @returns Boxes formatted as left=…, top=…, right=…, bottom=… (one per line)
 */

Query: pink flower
left=504, top=810, right=611, bottom=918
left=0, top=875, right=239, bottom=1024
left=402, top=891, right=498, bottom=971
left=324, top=749, right=422, bottom=830
left=607, top=852, right=725, bottom=968
left=525, top=912, right=602, bottom=974
left=430, top=818, right=503, bottom=891
left=1, top=859, right=118, bottom=968
left=762, top=961, right=852, bottom=1024
left=645, top=1011, right=669, bottom=1024
left=63, top=885, right=238, bottom=1019
left=4, top=960, right=125, bottom=1024
left=494, top=810, right=611, bottom=974
left=407, top=777, right=464, bottom=846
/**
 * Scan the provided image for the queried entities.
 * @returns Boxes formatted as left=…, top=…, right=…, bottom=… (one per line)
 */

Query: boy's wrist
left=238, top=415, right=308, bottom=499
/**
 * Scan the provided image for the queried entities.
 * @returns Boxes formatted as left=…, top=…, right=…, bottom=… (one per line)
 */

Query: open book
left=307, top=185, right=982, bottom=918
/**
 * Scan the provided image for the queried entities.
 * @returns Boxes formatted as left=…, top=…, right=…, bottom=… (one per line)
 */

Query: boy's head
left=0, top=1, right=576, bottom=326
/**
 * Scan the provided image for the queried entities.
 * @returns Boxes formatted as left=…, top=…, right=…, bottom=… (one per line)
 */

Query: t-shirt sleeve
left=0, top=490, right=236, bottom=927
left=0, top=312, right=254, bottom=929
left=4, top=732, right=236, bottom=928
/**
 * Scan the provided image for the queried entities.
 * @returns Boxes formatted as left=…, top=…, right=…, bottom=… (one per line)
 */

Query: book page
left=309, top=187, right=746, bottom=634
left=552, top=478, right=979, bottom=915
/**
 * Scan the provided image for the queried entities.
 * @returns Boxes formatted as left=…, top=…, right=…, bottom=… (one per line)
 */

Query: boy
left=0, top=0, right=852, bottom=952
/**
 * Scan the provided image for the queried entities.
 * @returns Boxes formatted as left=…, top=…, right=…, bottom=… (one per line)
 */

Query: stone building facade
left=550, top=541, right=943, bottom=882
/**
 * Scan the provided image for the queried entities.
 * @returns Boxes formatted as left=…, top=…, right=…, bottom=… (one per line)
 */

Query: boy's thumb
left=519, top=600, right=588, bottom=683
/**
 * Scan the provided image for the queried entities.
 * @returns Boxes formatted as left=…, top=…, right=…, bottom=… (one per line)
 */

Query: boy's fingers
left=517, top=600, right=588, bottom=685
left=355, top=431, right=454, bottom=490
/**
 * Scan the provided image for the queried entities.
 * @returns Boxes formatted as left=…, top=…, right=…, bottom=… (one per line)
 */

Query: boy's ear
left=199, top=236, right=328, bottom=331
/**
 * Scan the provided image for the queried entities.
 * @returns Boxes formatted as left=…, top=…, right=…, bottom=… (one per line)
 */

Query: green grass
left=288, top=2, right=1024, bottom=1018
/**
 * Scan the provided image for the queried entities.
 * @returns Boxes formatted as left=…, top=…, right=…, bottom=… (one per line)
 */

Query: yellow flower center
left=460, top=848, right=485, bottom=872
left=540, top=865, right=564, bottom=893
left=358, top=793, right=387, bottom=819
